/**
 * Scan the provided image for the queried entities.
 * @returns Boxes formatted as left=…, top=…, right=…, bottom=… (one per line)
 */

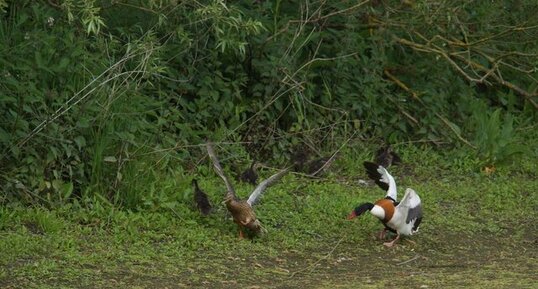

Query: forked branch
left=394, top=36, right=538, bottom=109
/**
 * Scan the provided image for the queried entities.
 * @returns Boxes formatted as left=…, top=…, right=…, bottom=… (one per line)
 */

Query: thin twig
left=384, top=67, right=477, bottom=148
left=310, top=131, right=356, bottom=176
left=395, top=35, right=538, bottom=109
left=289, top=237, right=344, bottom=278
left=392, top=138, right=448, bottom=146
left=396, top=254, right=421, bottom=266
left=286, top=0, right=371, bottom=24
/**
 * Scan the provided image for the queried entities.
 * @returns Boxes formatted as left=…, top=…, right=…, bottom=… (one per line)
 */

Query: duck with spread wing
left=206, top=142, right=289, bottom=238
left=348, top=161, right=423, bottom=247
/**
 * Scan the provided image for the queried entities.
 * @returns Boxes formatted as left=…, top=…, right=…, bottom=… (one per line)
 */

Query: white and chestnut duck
left=348, top=161, right=422, bottom=247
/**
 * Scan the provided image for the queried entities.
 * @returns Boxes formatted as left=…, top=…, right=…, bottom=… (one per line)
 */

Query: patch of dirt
left=2, top=231, right=536, bottom=289
left=182, top=232, right=538, bottom=288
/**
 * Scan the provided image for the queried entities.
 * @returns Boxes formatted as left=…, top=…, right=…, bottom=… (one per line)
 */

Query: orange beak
left=347, top=211, right=357, bottom=220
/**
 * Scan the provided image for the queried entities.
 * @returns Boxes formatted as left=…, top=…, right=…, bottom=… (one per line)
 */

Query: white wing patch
left=394, top=188, right=423, bottom=235
left=399, top=188, right=421, bottom=209
left=378, top=166, right=397, bottom=201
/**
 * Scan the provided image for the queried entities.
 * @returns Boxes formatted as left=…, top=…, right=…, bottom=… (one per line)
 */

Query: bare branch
left=394, top=36, right=538, bottom=109
left=318, top=0, right=371, bottom=21
left=383, top=68, right=477, bottom=148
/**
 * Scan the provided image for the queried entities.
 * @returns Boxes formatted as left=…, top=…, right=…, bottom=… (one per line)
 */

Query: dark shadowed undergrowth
left=1, top=141, right=537, bottom=288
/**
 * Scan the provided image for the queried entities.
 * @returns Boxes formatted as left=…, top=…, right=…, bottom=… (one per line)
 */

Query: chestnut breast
left=374, top=198, right=395, bottom=223
left=226, top=199, right=256, bottom=225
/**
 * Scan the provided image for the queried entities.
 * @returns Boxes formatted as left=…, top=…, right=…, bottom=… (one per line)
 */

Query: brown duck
left=239, top=160, right=261, bottom=185
left=291, top=149, right=336, bottom=177
left=206, top=142, right=289, bottom=238
left=304, top=155, right=336, bottom=176
left=192, top=179, right=212, bottom=215
left=375, top=145, right=402, bottom=168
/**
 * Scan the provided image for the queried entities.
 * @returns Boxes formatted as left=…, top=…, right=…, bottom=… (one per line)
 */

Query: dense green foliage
left=1, top=1, right=537, bottom=206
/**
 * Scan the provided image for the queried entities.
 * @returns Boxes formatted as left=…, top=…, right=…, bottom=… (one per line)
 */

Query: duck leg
left=378, top=228, right=387, bottom=240
left=238, top=226, right=245, bottom=239
left=383, top=233, right=400, bottom=247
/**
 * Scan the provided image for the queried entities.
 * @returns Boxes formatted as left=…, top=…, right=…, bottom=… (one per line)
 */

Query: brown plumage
left=291, top=149, right=336, bottom=177
left=375, top=145, right=402, bottom=168
left=291, top=149, right=309, bottom=172
left=206, top=142, right=289, bottom=238
left=192, top=179, right=212, bottom=215
left=223, top=195, right=261, bottom=236
left=304, top=156, right=335, bottom=176
left=374, top=198, right=395, bottom=223
left=240, top=160, right=260, bottom=185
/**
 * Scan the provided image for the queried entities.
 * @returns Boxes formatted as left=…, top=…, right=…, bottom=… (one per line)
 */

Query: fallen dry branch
left=289, top=237, right=344, bottom=278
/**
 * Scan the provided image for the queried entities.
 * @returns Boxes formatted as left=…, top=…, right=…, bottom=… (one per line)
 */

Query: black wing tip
left=363, top=161, right=382, bottom=177
left=412, top=217, right=422, bottom=231
left=363, top=161, right=380, bottom=172
left=363, top=161, right=390, bottom=191
left=405, top=204, right=423, bottom=230
left=363, top=161, right=378, bottom=167
left=374, top=144, right=402, bottom=167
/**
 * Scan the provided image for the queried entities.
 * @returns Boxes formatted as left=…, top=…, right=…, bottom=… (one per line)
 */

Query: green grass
left=1, top=144, right=537, bottom=288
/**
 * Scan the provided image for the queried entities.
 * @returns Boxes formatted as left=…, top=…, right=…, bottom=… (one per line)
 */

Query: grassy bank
left=1, top=143, right=537, bottom=288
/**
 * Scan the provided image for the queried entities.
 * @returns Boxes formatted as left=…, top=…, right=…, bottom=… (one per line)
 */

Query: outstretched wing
left=363, top=161, right=397, bottom=201
left=206, top=142, right=236, bottom=197
left=398, top=188, right=422, bottom=228
left=247, top=167, right=290, bottom=206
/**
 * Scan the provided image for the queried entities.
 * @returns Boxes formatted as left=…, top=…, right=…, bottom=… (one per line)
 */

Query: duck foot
left=383, top=233, right=400, bottom=247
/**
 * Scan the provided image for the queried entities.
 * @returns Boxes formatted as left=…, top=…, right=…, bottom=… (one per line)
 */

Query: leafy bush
left=471, top=108, right=528, bottom=167
left=0, top=0, right=536, bottom=207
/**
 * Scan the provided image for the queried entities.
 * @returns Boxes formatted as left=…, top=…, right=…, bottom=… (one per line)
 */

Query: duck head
left=347, top=202, right=374, bottom=220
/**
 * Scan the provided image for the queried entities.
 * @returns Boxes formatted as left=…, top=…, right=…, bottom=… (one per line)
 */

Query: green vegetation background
left=0, top=2, right=537, bottom=287
left=1, top=1, right=537, bottom=205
